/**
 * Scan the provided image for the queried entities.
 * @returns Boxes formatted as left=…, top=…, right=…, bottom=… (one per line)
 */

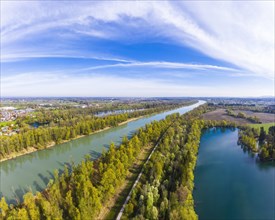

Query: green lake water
left=194, top=128, right=275, bottom=220
left=0, top=101, right=205, bottom=203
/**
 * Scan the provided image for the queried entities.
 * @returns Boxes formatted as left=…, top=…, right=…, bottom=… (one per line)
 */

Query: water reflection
left=194, top=128, right=275, bottom=220
left=89, top=150, right=102, bottom=160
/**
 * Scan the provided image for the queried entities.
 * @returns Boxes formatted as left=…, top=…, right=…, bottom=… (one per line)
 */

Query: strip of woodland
left=121, top=108, right=206, bottom=220
left=0, top=104, right=181, bottom=160
left=0, top=112, right=176, bottom=219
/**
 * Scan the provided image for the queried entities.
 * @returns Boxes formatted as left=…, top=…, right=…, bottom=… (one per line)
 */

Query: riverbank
left=1, top=101, right=205, bottom=204
left=0, top=116, right=143, bottom=163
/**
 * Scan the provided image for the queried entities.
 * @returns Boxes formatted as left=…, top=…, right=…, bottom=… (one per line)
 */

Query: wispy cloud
left=80, top=61, right=237, bottom=72
left=1, top=53, right=132, bottom=63
left=2, top=72, right=271, bottom=97
left=1, top=1, right=274, bottom=97
left=1, top=1, right=273, bottom=78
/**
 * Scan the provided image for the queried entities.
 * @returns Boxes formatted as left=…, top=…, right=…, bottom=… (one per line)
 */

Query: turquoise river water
left=1, top=101, right=205, bottom=203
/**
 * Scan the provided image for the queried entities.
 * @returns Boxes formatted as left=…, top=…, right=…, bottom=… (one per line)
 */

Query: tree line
left=122, top=111, right=204, bottom=220
left=16, top=102, right=186, bottom=126
left=238, top=127, right=258, bottom=152
left=238, top=126, right=275, bottom=161
left=0, top=104, right=179, bottom=160
left=258, top=126, right=275, bottom=160
left=226, top=109, right=260, bottom=123
left=0, top=112, right=175, bottom=219
left=4, top=103, right=270, bottom=220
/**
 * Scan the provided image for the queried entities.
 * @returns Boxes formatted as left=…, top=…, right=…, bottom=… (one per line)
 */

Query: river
left=95, top=108, right=145, bottom=117
left=194, top=128, right=275, bottom=220
left=0, top=100, right=205, bottom=204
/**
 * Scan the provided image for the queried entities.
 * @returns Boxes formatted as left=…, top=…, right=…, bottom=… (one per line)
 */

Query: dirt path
left=115, top=140, right=161, bottom=220
left=95, top=145, right=153, bottom=220
left=116, top=123, right=173, bottom=220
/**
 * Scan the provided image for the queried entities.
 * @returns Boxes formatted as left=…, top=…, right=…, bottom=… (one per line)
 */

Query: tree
left=259, top=127, right=266, bottom=143
left=237, top=112, right=246, bottom=118
left=146, top=192, right=154, bottom=218
left=17, top=208, right=29, bottom=219
left=151, top=206, right=159, bottom=220
left=0, top=197, right=9, bottom=218
left=65, top=191, right=81, bottom=220
left=260, top=147, right=269, bottom=160
left=23, top=192, right=41, bottom=220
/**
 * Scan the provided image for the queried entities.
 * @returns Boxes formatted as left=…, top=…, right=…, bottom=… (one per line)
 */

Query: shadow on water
left=38, top=173, right=50, bottom=185
left=56, top=161, right=73, bottom=169
left=256, top=160, right=275, bottom=170
left=33, top=180, right=43, bottom=192
left=9, top=187, right=29, bottom=204
left=89, top=150, right=102, bottom=160
left=1, top=102, right=207, bottom=204
left=242, top=145, right=247, bottom=154
left=55, top=161, right=76, bottom=175
left=6, top=156, right=101, bottom=203
left=56, top=161, right=65, bottom=167
left=0, top=157, right=29, bottom=174
left=203, top=127, right=274, bottom=171
left=126, top=131, right=136, bottom=139
left=103, top=144, right=110, bottom=149
left=241, top=145, right=275, bottom=169
left=248, top=151, right=256, bottom=158
left=47, top=170, right=54, bottom=180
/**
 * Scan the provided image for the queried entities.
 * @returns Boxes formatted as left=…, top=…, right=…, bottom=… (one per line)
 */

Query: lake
left=194, top=128, right=275, bottom=220
left=0, top=100, right=205, bottom=204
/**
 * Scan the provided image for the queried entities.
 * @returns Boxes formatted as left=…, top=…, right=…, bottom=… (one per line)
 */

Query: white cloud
left=1, top=53, right=132, bottom=63
left=176, top=1, right=274, bottom=78
left=1, top=72, right=273, bottom=97
left=80, top=61, right=237, bottom=72
left=0, top=72, right=200, bottom=97
left=1, top=1, right=274, bottom=81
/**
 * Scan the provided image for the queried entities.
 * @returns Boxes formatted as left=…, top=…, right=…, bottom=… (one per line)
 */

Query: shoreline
left=0, top=116, right=142, bottom=163
left=0, top=102, right=199, bottom=163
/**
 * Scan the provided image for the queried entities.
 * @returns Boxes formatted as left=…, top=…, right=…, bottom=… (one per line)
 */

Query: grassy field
left=202, top=109, right=250, bottom=125
left=0, top=121, right=14, bottom=127
left=203, top=108, right=275, bottom=125
left=249, top=123, right=275, bottom=132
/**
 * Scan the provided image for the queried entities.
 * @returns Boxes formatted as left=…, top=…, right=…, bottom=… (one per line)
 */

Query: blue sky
left=1, top=1, right=274, bottom=97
